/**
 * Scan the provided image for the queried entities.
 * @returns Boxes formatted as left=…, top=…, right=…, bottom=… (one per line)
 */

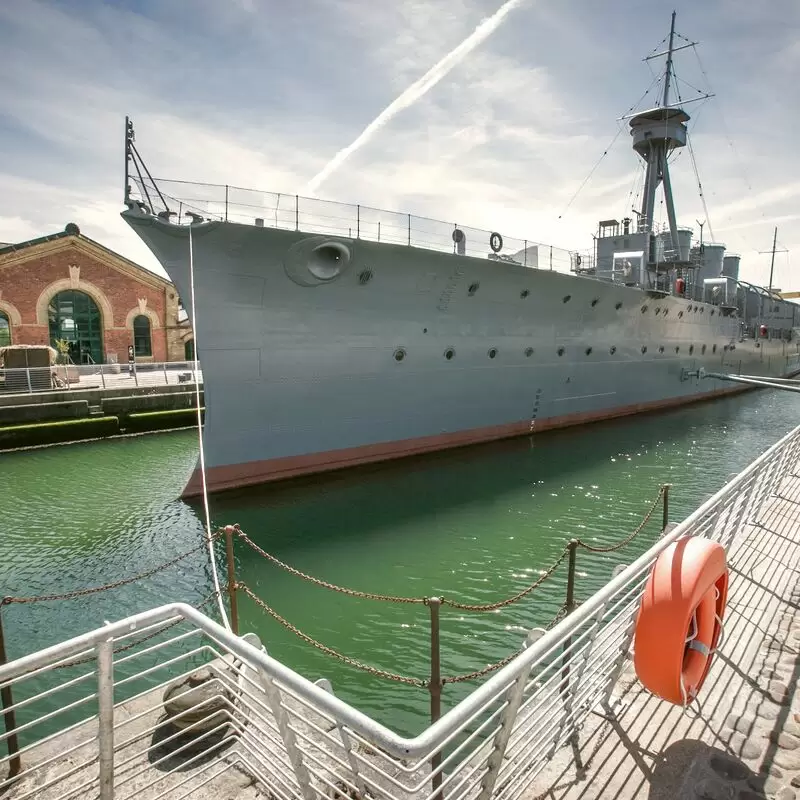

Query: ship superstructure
left=121, top=13, right=799, bottom=498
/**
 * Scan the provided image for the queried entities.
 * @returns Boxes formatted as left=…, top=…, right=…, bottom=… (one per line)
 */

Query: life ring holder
left=633, top=536, right=728, bottom=707
left=489, top=232, right=503, bottom=253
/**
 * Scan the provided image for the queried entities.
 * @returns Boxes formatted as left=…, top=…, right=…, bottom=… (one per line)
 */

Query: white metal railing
left=0, top=361, right=203, bottom=395
left=129, top=177, right=584, bottom=275
left=2, top=424, right=799, bottom=799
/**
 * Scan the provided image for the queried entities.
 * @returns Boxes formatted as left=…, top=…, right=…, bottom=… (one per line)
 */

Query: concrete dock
left=525, top=461, right=800, bottom=799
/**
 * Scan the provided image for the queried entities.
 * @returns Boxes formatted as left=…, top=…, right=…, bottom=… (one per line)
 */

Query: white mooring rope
left=188, top=224, right=230, bottom=630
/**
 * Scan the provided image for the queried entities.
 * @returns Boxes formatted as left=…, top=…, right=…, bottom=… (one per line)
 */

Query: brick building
left=0, top=223, right=193, bottom=364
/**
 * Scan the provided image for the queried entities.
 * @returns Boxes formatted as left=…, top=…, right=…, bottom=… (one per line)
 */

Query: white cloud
left=0, top=0, right=796, bottom=291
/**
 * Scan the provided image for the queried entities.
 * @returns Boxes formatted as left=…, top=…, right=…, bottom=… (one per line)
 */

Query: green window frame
left=133, top=315, right=152, bottom=357
left=0, top=311, right=10, bottom=347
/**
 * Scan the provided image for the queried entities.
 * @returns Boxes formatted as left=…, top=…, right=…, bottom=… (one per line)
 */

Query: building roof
left=0, top=223, right=172, bottom=290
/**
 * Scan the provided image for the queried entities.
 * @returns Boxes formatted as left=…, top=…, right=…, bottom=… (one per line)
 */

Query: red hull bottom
left=182, top=384, right=750, bottom=499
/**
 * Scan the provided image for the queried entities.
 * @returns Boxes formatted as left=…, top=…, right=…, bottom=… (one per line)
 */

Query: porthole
left=423, top=327, right=428, bottom=333
left=663, top=308, right=669, bottom=316
left=699, top=307, right=704, bottom=313
left=689, top=345, right=695, bottom=355
left=694, top=307, right=699, bottom=313
left=641, top=345, right=648, bottom=354
left=658, top=345, right=665, bottom=353
left=358, top=268, right=373, bottom=284
left=713, top=344, right=717, bottom=353
left=524, top=347, right=534, bottom=358
left=591, top=298, right=599, bottom=307
left=394, top=348, right=406, bottom=362
left=557, top=347, right=565, bottom=357
left=585, top=347, right=593, bottom=356
left=520, top=289, right=530, bottom=299
left=702, top=344, right=707, bottom=354
left=468, top=282, right=480, bottom=295
left=711, top=310, right=715, bottom=316
left=488, top=348, right=498, bottom=359
left=688, top=304, right=693, bottom=312
left=678, top=311, right=684, bottom=318
left=609, top=346, right=617, bottom=355
left=615, top=302, right=623, bottom=310
left=655, top=308, right=661, bottom=315
left=563, top=295, right=572, bottom=303
left=675, top=346, right=680, bottom=353
left=641, top=305, right=648, bottom=313
left=444, top=348, right=455, bottom=361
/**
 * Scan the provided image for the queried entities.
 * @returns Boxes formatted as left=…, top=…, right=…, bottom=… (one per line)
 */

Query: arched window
left=48, top=290, right=103, bottom=364
left=133, top=315, right=152, bottom=357
left=0, top=311, right=10, bottom=347
left=184, top=338, right=195, bottom=361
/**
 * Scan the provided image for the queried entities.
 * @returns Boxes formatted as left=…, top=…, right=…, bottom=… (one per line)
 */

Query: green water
left=2, top=390, right=799, bottom=738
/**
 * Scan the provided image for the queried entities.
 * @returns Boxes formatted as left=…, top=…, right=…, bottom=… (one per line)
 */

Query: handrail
left=3, top=421, right=797, bottom=766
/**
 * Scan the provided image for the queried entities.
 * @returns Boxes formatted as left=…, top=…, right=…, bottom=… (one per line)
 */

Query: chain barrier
left=1, top=532, right=222, bottom=607
left=236, top=582, right=428, bottom=687
left=234, top=527, right=426, bottom=605
left=235, top=487, right=662, bottom=616
left=573, top=487, right=664, bottom=554
left=440, top=549, right=569, bottom=613
left=50, top=590, right=222, bottom=671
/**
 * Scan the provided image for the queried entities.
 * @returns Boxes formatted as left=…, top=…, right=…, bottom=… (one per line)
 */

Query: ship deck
left=525, top=457, right=800, bottom=799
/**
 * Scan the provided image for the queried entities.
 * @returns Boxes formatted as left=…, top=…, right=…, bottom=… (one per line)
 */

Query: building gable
left=0, top=233, right=170, bottom=292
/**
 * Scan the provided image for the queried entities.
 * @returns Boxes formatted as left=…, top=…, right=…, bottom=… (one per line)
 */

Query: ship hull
left=122, top=213, right=800, bottom=498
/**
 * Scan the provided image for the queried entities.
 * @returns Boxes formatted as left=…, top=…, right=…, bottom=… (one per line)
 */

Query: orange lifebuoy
left=633, top=536, right=728, bottom=705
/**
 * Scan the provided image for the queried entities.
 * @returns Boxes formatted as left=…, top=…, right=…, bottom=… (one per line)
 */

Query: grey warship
left=122, top=13, right=800, bottom=498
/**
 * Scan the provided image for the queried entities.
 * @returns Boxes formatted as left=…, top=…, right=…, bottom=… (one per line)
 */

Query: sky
left=0, top=0, right=798, bottom=290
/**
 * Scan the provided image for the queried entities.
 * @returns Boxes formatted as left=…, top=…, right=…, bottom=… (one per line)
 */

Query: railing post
left=97, top=637, right=115, bottom=800
left=549, top=245, right=553, bottom=270
left=356, top=205, right=360, bottom=239
left=408, top=213, right=411, bottom=245
left=225, top=184, right=229, bottom=222
left=295, top=195, right=299, bottom=231
left=662, top=484, right=671, bottom=532
left=99, top=363, right=106, bottom=389
left=524, top=239, right=527, bottom=267
left=224, top=526, right=239, bottom=636
left=478, top=628, right=545, bottom=800
left=0, top=605, right=21, bottom=782
left=25, top=368, right=31, bottom=394
left=162, top=362, right=169, bottom=386
left=427, top=597, right=443, bottom=800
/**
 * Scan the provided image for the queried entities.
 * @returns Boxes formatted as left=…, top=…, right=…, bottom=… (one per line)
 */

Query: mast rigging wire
left=188, top=225, right=230, bottom=630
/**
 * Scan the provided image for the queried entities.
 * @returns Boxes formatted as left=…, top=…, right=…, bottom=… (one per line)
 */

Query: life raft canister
left=633, top=536, right=728, bottom=706
left=760, top=324, right=769, bottom=338
left=675, top=277, right=686, bottom=296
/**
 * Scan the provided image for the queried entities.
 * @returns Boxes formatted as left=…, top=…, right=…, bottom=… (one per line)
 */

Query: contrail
left=305, top=0, right=526, bottom=194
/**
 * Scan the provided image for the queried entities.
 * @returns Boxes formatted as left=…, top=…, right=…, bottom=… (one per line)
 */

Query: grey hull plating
left=123, top=212, right=800, bottom=495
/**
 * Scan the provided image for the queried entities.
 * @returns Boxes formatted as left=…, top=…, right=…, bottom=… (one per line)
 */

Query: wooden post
left=662, top=484, right=671, bottom=532
left=0, top=606, right=21, bottom=781
left=224, top=526, right=239, bottom=636
left=428, top=597, right=443, bottom=800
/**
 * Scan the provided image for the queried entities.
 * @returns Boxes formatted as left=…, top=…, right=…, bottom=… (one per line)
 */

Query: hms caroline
left=122, top=14, right=800, bottom=499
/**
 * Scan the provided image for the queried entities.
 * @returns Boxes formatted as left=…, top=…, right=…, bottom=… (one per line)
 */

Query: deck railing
left=0, top=361, right=202, bottom=395
left=130, top=176, right=584, bottom=275
left=2, top=423, right=800, bottom=799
